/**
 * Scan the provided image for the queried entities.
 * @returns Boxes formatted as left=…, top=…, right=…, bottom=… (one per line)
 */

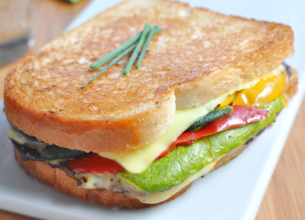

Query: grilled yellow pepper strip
left=233, top=73, right=286, bottom=107
left=219, top=72, right=286, bottom=107
left=219, top=93, right=236, bottom=107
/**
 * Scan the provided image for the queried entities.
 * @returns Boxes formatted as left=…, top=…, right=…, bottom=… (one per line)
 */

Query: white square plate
left=0, top=0, right=305, bottom=219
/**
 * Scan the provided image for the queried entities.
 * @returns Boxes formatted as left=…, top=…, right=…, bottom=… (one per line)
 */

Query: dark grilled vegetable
left=282, top=62, right=292, bottom=77
left=12, top=140, right=43, bottom=161
left=63, top=0, right=82, bottom=3
left=40, top=145, right=88, bottom=161
left=186, top=106, right=232, bottom=132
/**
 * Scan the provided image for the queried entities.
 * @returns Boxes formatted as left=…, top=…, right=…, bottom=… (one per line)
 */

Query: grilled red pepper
left=158, top=105, right=268, bottom=158
left=67, top=153, right=124, bottom=174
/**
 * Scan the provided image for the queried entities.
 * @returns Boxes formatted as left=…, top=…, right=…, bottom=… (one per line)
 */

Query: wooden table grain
left=0, top=0, right=304, bottom=219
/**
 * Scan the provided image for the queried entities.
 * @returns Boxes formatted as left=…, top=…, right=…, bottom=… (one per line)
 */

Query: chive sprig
left=90, top=33, right=142, bottom=70
left=81, top=44, right=137, bottom=89
left=123, top=23, right=151, bottom=75
left=136, top=25, right=161, bottom=69
left=81, top=23, right=161, bottom=89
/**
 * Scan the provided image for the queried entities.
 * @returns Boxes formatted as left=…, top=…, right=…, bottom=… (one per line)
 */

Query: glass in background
left=0, top=0, right=34, bottom=67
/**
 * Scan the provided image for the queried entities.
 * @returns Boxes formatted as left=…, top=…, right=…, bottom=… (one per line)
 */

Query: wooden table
left=0, top=1, right=304, bottom=219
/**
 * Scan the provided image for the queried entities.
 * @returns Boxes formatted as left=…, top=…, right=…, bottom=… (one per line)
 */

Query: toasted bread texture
left=4, top=0, right=294, bottom=153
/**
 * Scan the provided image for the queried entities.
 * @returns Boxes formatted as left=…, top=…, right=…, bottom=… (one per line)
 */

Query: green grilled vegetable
left=120, top=98, right=285, bottom=192
left=186, top=106, right=233, bottom=132
left=120, top=138, right=214, bottom=192
left=209, top=97, right=284, bottom=159
left=63, top=0, right=82, bottom=3
left=40, top=145, right=87, bottom=160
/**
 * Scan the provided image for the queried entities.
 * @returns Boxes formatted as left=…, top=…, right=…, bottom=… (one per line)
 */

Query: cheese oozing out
left=8, top=126, right=46, bottom=152
left=77, top=162, right=216, bottom=204
left=99, top=64, right=286, bottom=174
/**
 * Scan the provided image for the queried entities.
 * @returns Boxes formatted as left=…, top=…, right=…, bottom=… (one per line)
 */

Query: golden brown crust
left=4, top=88, right=175, bottom=153
left=4, top=0, right=295, bottom=153
left=14, top=148, right=191, bottom=209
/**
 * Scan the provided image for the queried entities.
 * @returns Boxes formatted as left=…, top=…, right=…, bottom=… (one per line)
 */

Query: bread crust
left=4, top=0, right=295, bottom=153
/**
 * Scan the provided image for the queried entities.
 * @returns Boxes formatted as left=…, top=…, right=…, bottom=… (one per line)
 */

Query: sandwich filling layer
left=9, top=63, right=290, bottom=204
left=9, top=97, right=284, bottom=203
left=99, top=64, right=286, bottom=173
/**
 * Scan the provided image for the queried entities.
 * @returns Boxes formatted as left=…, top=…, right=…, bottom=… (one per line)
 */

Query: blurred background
left=0, top=0, right=34, bottom=67
left=0, top=0, right=304, bottom=220
left=0, top=0, right=90, bottom=99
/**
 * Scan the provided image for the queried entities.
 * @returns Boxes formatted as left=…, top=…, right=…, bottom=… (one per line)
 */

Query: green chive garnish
left=82, top=24, right=162, bottom=89
left=90, top=32, right=144, bottom=70
left=136, top=25, right=161, bottom=69
left=123, top=23, right=151, bottom=75
left=81, top=44, right=136, bottom=89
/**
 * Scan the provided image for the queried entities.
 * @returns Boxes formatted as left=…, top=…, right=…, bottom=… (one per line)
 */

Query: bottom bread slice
left=14, top=148, right=192, bottom=209
left=13, top=138, right=256, bottom=209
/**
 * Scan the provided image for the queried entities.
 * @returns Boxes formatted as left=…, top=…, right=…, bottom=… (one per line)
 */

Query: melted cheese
left=78, top=162, right=216, bottom=204
left=8, top=127, right=46, bottom=151
left=99, top=64, right=286, bottom=174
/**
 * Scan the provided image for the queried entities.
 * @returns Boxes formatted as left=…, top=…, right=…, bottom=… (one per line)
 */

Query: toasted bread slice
left=4, top=0, right=294, bottom=153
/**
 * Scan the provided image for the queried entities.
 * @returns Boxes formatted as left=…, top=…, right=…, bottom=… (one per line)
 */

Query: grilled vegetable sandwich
left=4, top=0, right=298, bottom=209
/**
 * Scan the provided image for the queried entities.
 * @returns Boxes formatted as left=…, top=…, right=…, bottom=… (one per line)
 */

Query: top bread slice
left=4, top=0, right=294, bottom=153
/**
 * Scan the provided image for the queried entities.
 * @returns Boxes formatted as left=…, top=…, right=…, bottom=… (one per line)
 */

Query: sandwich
left=4, top=0, right=298, bottom=209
